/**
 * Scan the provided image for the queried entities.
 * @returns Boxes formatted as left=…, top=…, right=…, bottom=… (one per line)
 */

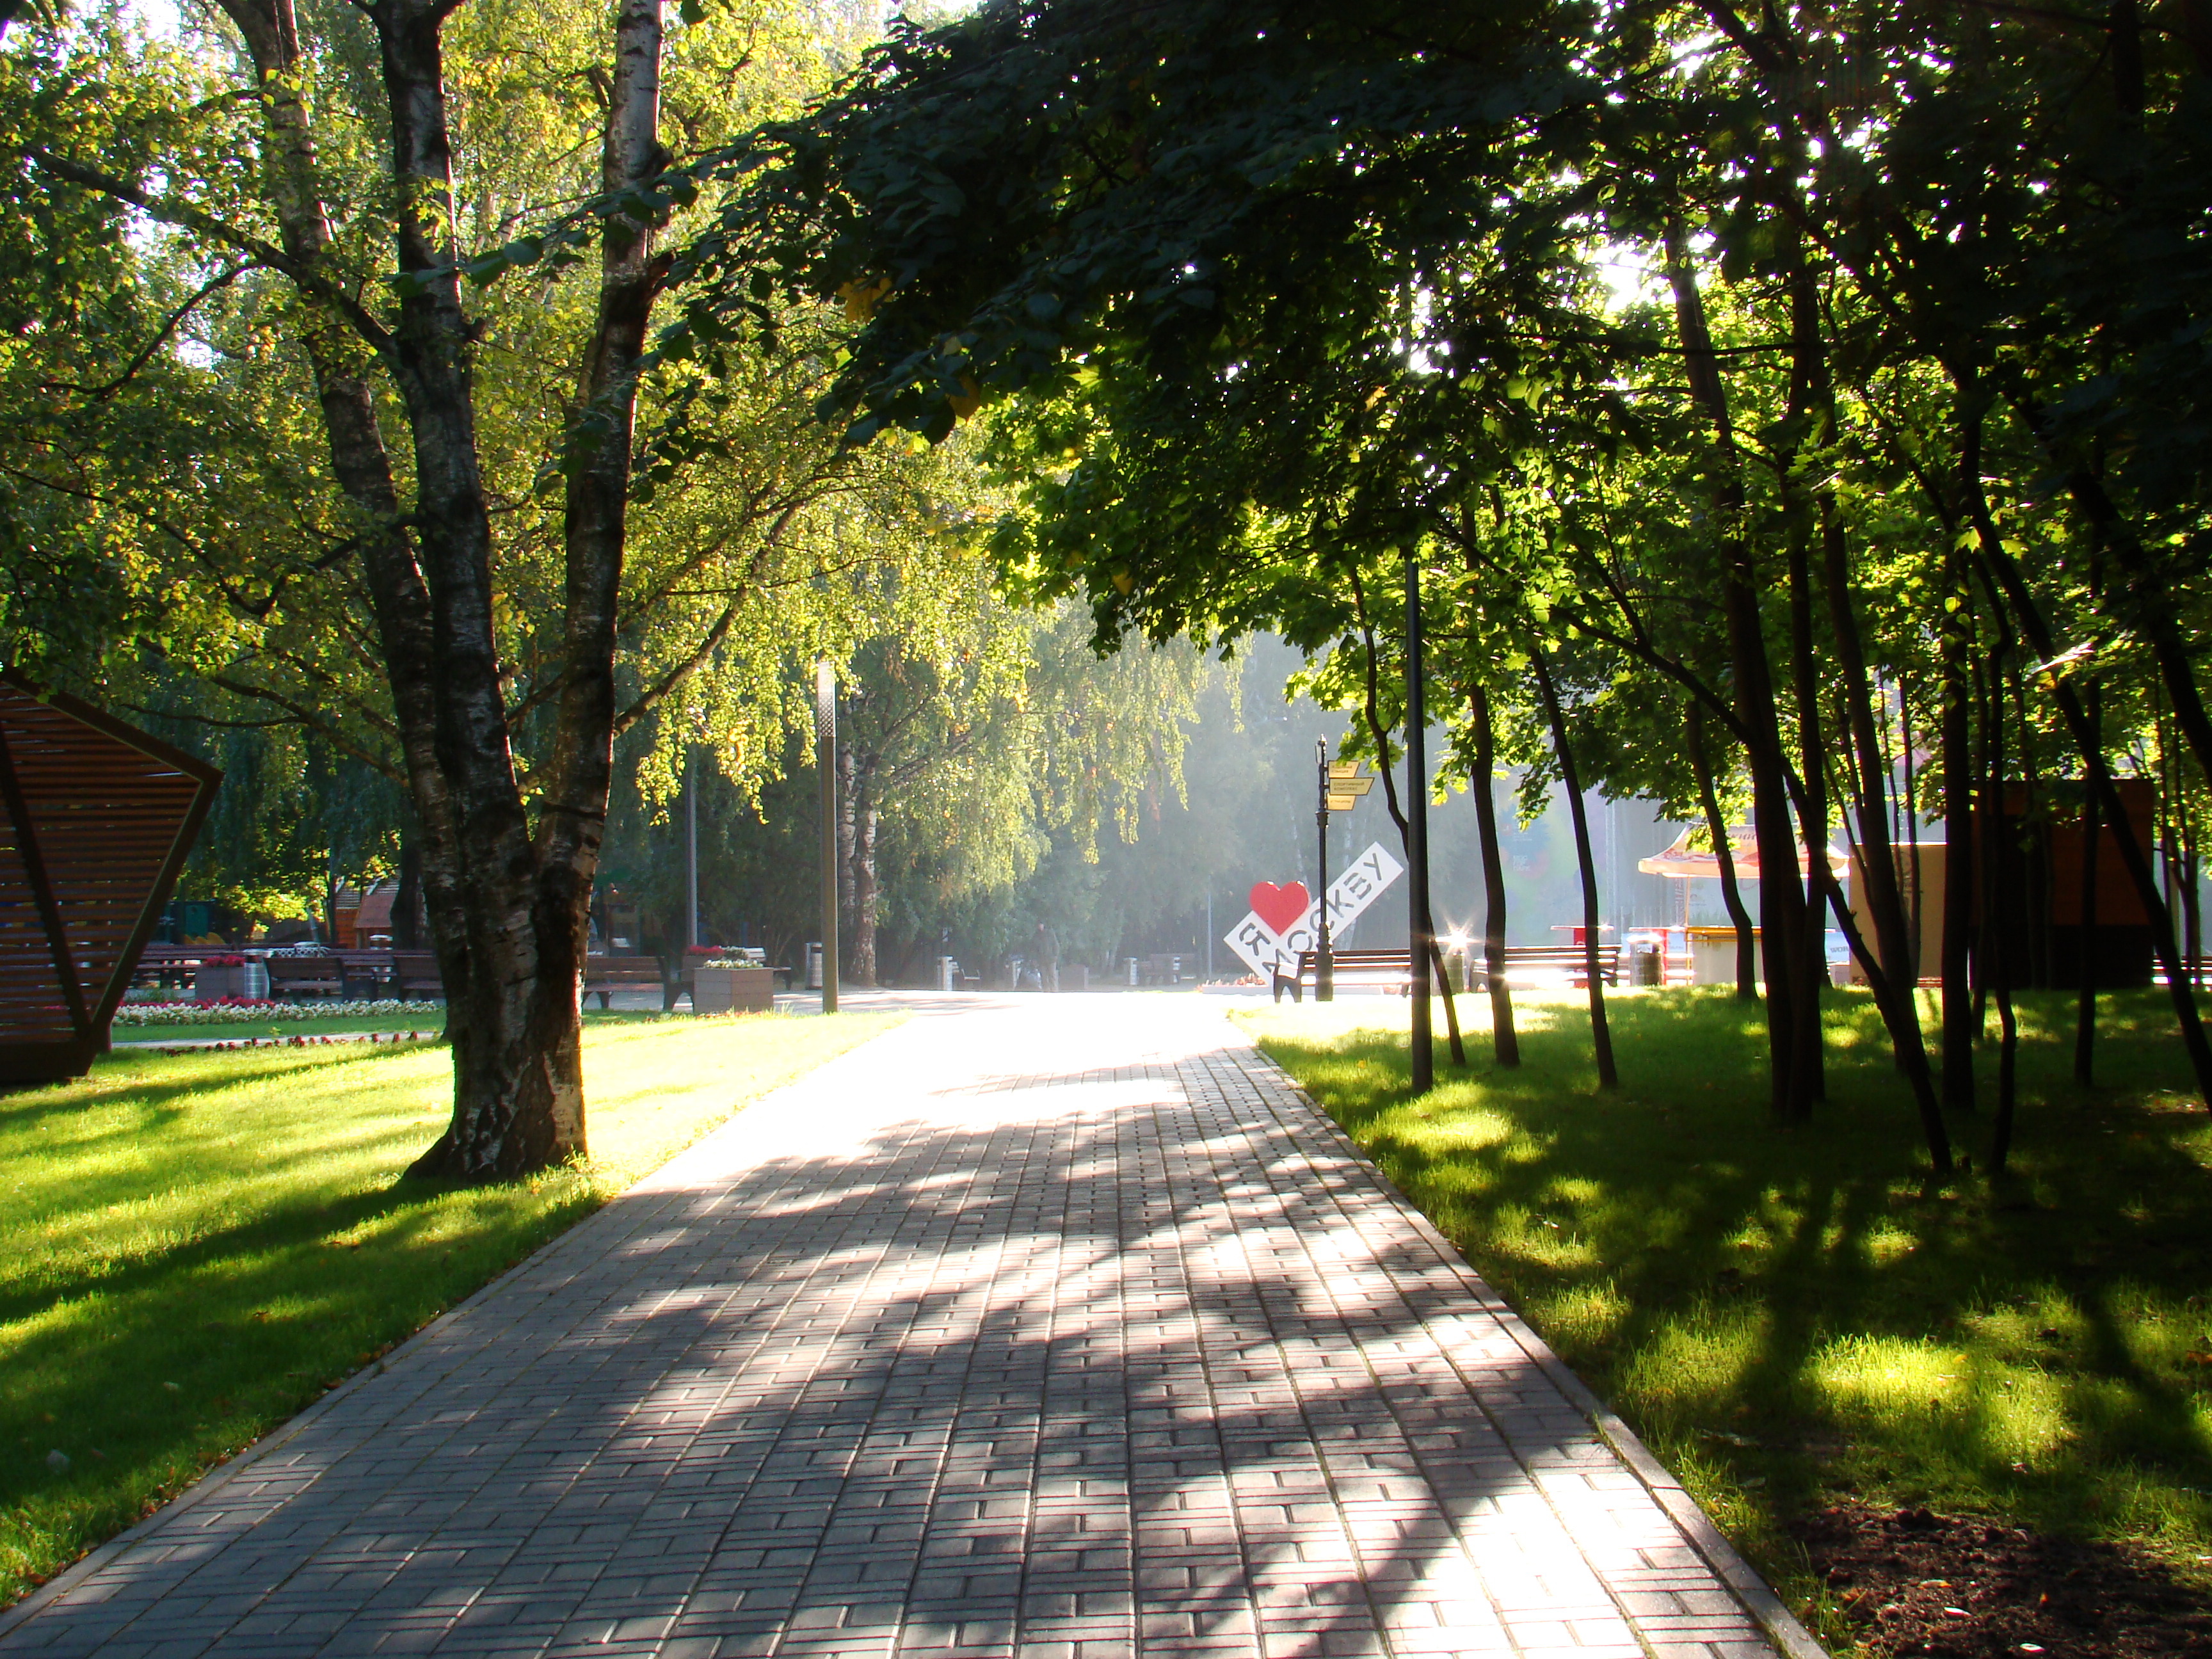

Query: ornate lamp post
left=1315, top=741, right=1374, bottom=1003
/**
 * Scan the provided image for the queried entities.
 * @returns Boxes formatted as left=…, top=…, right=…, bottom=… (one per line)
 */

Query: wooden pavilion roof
left=0, top=673, right=220, bottom=1084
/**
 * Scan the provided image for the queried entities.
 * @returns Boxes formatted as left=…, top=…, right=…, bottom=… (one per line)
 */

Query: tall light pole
left=815, top=660, right=838, bottom=1014
left=1315, top=739, right=1334, bottom=1002
left=1406, top=554, right=1432, bottom=1091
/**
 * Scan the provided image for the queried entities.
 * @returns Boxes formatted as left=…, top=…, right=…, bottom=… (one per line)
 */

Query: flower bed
left=113, top=998, right=445, bottom=1027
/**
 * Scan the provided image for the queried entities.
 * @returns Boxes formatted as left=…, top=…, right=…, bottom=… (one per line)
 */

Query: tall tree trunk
left=2017, top=671, right=2053, bottom=989
left=1816, top=497, right=1952, bottom=1170
left=1941, top=550, right=1977, bottom=1109
left=1666, top=221, right=1809, bottom=1118
left=847, top=767, right=880, bottom=988
left=1985, top=632, right=2021, bottom=1170
left=1348, top=566, right=1464, bottom=1065
left=2075, top=689, right=2102, bottom=1087
left=1687, top=700, right=1758, bottom=998
left=1532, top=646, right=1617, bottom=1088
left=214, top=0, right=463, bottom=987
left=1467, top=682, right=1519, bottom=1064
left=1784, top=521, right=1828, bottom=1103
left=1780, top=250, right=1833, bottom=1102
left=1902, top=687, right=1925, bottom=976
left=403, top=0, right=667, bottom=1177
left=835, top=742, right=858, bottom=933
left=393, top=831, right=426, bottom=950
left=2179, top=762, right=2203, bottom=983
left=1958, top=393, right=2212, bottom=1103
left=1970, top=652, right=1994, bottom=1025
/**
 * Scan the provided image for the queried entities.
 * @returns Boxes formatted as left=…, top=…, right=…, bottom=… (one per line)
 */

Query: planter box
left=690, top=965, right=774, bottom=1014
left=193, top=962, right=269, bottom=1001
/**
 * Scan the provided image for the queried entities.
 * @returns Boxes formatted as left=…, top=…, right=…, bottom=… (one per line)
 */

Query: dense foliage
left=657, top=0, right=2212, bottom=1171
left=6, top=0, right=2210, bottom=1179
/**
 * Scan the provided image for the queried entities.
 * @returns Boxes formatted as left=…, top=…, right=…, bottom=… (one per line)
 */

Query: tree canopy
left=656, top=0, right=2212, bottom=1167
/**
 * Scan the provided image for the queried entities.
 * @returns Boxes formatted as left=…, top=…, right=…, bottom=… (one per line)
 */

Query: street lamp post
left=815, top=661, right=838, bottom=1014
left=1315, top=740, right=1334, bottom=1002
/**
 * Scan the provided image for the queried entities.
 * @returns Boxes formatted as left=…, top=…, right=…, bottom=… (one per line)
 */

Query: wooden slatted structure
left=0, top=673, right=220, bottom=1084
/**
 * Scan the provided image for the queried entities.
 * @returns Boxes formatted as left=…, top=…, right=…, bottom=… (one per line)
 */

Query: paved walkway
left=1, top=998, right=1818, bottom=1659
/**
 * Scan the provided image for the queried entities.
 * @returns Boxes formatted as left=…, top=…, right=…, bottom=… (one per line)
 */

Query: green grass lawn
left=1238, top=986, right=2212, bottom=1651
left=0, top=1010, right=897, bottom=1607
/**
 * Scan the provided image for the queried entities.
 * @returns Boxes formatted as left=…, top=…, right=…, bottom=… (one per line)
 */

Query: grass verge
left=1, top=1009, right=897, bottom=1607
left=1237, top=986, right=2212, bottom=1654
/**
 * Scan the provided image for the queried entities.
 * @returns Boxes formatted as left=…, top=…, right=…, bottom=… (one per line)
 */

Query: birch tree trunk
left=225, top=0, right=669, bottom=1180
left=1665, top=221, right=1813, bottom=1121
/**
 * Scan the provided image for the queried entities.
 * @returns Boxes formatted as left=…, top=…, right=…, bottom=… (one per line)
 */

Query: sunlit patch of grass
left=1238, top=986, right=2212, bottom=1653
left=0, top=1011, right=897, bottom=1608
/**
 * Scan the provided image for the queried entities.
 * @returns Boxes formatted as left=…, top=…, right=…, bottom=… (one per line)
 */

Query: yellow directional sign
left=1325, top=762, right=1375, bottom=813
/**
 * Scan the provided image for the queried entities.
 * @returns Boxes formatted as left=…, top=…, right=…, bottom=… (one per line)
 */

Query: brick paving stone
left=0, top=996, right=1821, bottom=1659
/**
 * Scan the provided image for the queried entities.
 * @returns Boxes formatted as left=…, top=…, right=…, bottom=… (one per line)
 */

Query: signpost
left=1315, top=745, right=1375, bottom=1001
left=1222, top=842, right=1406, bottom=983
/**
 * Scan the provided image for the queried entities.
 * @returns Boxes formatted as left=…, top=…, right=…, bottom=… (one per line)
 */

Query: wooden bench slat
left=1272, top=943, right=1622, bottom=1002
left=583, top=954, right=666, bottom=1009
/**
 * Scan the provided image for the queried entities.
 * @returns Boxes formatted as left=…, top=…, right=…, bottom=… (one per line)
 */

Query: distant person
left=1032, top=922, right=1060, bottom=992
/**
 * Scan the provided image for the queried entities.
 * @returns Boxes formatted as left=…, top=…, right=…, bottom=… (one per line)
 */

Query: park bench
left=390, top=950, right=445, bottom=999
left=1463, top=943, right=1621, bottom=990
left=1272, top=949, right=1415, bottom=1003
left=265, top=954, right=346, bottom=998
left=132, top=944, right=203, bottom=988
left=1272, top=943, right=1625, bottom=1003
left=582, top=953, right=667, bottom=1009
left=330, top=948, right=397, bottom=999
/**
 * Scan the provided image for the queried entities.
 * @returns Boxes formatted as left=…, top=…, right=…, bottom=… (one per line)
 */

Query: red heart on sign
left=1249, top=881, right=1311, bottom=937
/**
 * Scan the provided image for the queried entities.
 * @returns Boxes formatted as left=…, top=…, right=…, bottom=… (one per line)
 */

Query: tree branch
left=27, top=149, right=401, bottom=363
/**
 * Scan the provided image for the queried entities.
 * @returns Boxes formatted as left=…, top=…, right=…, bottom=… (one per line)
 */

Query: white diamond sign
left=1222, top=842, right=1406, bottom=981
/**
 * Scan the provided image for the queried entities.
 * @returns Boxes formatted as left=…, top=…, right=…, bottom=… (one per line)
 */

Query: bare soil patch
left=1793, top=1502, right=2212, bottom=1657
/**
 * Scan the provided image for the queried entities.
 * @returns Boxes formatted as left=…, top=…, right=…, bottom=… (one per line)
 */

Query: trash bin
left=1631, top=946, right=1662, bottom=987
left=936, top=956, right=959, bottom=991
left=1125, top=957, right=1140, bottom=986
left=805, top=943, right=822, bottom=990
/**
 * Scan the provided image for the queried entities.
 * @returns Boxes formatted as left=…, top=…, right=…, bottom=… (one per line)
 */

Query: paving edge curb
left=1228, top=1023, right=1832, bottom=1659
left=0, top=1017, right=914, bottom=1646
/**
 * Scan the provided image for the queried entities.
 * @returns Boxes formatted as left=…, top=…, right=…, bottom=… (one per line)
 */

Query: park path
left=0, top=996, right=1820, bottom=1659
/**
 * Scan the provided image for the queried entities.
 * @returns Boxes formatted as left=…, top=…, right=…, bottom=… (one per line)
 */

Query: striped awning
left=1639, top=826, right=1848, bottom=882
